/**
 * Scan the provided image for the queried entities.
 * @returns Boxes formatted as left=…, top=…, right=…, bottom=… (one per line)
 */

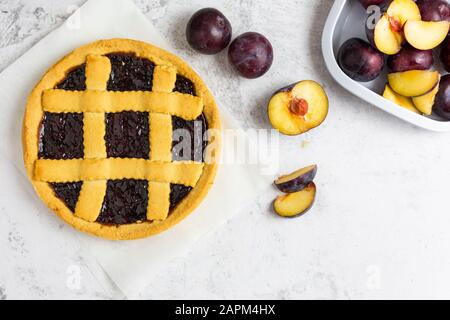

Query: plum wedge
left=383, top=84, right=420, bottom=113
left=374, top=14, right=404, bottom=55
left=386, top=0, right=421, bottom=27
left=404, top=20, right=449, bottom=50
left=274, top=165, right=317, bottom=193
left=412, top=83, right=439, bottom=115
left=387, top=70, right=440, bottom=97
left=274, top=182, right=316, bottom=218
left=374, top=0, right=421, bottom=55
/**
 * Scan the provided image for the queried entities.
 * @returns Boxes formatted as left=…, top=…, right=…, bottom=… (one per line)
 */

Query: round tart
left=22, top=39, right=221, bottom=240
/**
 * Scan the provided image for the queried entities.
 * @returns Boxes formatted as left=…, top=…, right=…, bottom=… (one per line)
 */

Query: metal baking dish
left=322, top=0, right=450, bottom=131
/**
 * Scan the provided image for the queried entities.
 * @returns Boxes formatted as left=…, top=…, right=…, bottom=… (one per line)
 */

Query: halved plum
left=387, top=70, right=440, bottom=97
left=274, top=182, right=316, bottom=218
left=268, top=81, right=328, bottom=136
left=383, top=84, right=420, bottom=113
left=274, top=164, right=317, bottom=193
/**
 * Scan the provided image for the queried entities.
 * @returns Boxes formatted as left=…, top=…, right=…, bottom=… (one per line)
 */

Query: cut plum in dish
left=387, top=70, right=440, bottom=97
left=386, top=0, right=421, bottom=26
left=383, top=84, right=420, bottom=113
left=274, top=165, right=317, bottom=193
left=404, top=20, right=449, bottom=50
left=374, top=14, right=404, bottom=55
left=373, top=0, right=421, bottom=55
left=412, top=83, right=439, bottom=115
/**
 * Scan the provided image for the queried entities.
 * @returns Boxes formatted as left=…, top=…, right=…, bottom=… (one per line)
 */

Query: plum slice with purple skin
left=228, top=32, right=273, bottom=79
left=273, top=182, right=316, bottom=218
left=274, top=165, right=317, bottom=193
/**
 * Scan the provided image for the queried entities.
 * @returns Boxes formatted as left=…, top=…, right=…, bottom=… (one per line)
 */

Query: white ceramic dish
left=322, top=0, right=450, bottom=131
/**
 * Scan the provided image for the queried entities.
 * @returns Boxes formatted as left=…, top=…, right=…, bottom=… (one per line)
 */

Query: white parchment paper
left=0, top=0, right=270, bottom=298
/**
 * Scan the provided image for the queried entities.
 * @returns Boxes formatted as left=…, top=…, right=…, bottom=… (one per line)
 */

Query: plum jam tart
left=23, top=39, right=221, bottom=240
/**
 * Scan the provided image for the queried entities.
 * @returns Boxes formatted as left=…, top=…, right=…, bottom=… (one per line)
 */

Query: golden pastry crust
left=22, top=38, right=221, bottom=240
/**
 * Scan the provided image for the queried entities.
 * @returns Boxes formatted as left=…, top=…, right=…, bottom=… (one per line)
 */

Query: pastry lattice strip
left=34, top=159, right=204, bottom=186
left=42, top=89, right=202, bottom=119
left=74, top=55, right=110, bottom=222
left=36, top=54, right=204, bottom=222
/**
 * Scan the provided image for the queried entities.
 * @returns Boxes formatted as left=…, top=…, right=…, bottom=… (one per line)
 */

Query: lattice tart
left=22, top=39, right=221, bottom=240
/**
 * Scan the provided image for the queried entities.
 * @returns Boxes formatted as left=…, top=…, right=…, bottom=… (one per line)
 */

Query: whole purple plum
left=338, top=38, right=385, bottom=82
left=228, top=32, right=273, bottom=79
left=387, top=45, right=434, bottom=72
left=186, top=8, right=232, bottom=54
left=434, top=74, right=450, bottom=120
left=416, top=0, right=450, bottom=22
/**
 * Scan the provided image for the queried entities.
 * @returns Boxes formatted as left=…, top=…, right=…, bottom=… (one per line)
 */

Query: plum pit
left=289, top=98, right=308, bottom=117
left=268, top=81, right=328, bottom=136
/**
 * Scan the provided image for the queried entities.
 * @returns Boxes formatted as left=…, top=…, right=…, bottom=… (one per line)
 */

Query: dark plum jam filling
left=105, top=111, right=150, bottom=159
left=38, top=53, right=208, bottom=224
left=106, top=53, right=155, bottom=92
left=97, top=180, right=148, bottom=224
left=56, top=64, right=86, bottom=91
left=38, top=112, right=84, bottom=159
left=50, top=182, right=83, bottom=212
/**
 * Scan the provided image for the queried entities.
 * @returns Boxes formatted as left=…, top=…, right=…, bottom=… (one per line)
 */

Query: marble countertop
left=2, top=0, right=450, bottom=300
